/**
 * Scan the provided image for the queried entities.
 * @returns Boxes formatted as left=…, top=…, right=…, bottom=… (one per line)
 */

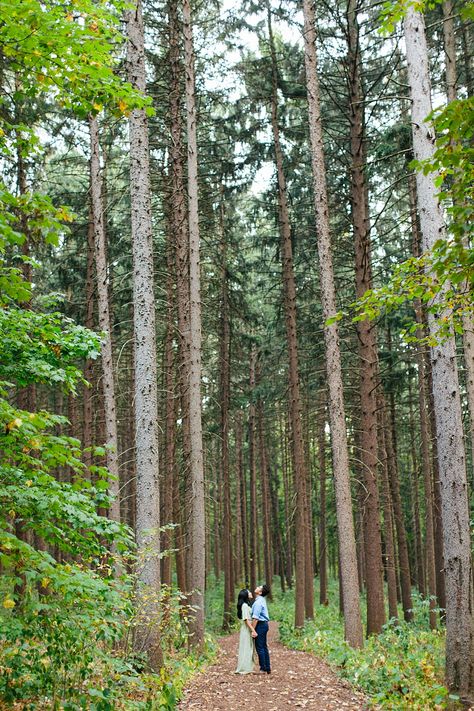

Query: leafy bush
left=0, top=303, right=213, bottom=708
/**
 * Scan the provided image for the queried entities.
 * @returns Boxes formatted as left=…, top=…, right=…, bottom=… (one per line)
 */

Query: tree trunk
left=126, top=0, right=161, bottom=669
left=267, top=7, right=312, bottom=626
left=442, top=0, right=457, bottom=104
left=377, top=397, right=399, bottom=622
left=409, top=171, right=437, bottom=625
left=280, top=407, right=293, bottom=589
left=249, top=347, right=258, bottom=593
left=346, top=0, right=386, bottom=635
left=408, top=378, right=425, bottom=596
left=219, top=194, right=234, bottom=631
left=257, top=399, right=273, bottom=590
left=167, top=0, right=191, bottom=601
left=83, top=211, right=95, bottom=473
left=236, top=412, right=250, bottom=586
left=88, top=115, right=120, bottom=523
left=161, top=212, right=176, bottom=588
left=427, top=365, right=447, bottom=618
left=460, top=15, right=473, bottom=96
left=302, top=0, right=363, bottom=648
left=268, top=453, right=286, bottom=592
left=317, top=395, right=328, bottom=606
left=382, top=383, right=413, bottom=621
left=404, top=6, right=474, bottom=697
left=183, top=0, right=205, bottom=647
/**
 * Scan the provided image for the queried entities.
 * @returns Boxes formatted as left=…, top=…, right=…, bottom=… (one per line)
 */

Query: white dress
left=235, top=602, right=256, bottom=674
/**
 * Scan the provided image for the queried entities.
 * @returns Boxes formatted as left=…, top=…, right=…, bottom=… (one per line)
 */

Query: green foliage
left=350, top=237, right=473, bottom=343
left=0, top=0, right=153, bottom=318
left=0, top=308, right=101, bottom=389
left=412, top=95, right=474, bottom=243
left=272, top=582, right=458, bottom=710
left=0, top=189, right=73, bottom=307
left=0, top=290, right=213, bottom=709
left=346, top=92, right=473, bottom=342
left=0, top=288, right=131, bottom=706
left=368, top=0, right=474, bottom=342
left=0, top=0, right=150, bottom=117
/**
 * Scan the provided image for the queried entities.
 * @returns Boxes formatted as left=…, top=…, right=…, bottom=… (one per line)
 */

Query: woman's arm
left=246, top=618, right=257, bottom=636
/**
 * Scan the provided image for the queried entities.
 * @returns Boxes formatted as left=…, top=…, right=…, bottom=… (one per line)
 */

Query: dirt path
left=178, top=623, right=369, bottom=710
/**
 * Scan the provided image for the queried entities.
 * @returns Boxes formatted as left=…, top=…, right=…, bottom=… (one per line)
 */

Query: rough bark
left=428, top=365, right=447, bottom=617
left=377, top=397, right=399, bottom=622
left=236, top=412, right=250, bottom=586
left=167, top=0, right=191, bottom=599
left=460, top=15, right=473, bottom=96
left=126, top=0, right=161, bottom=669
left=257, top=399, right=274, bottom=590
left=268, top=453, right=286, bottom=593
left=183, top=0, right=205, bottom=647
left=317, top=396, right=328, bottom=606
left=88, top=115, right=120, bottom=524
left=249, top=347, right=258, bottom=593
left=267, top=7, right=313, bottom=626
left=83, top=212, right=95, bottom=473
left=443, top=0, right=457, bottom=103
left=463, top=315, right=474, bottom=478
left=219, top=195, right=234, bottom=631
left=409, top=171, right=437, bottom=624
left=302, top=0, right=363, bottom=648
left=408, top=378, right=425, bottom=596
left=346, top=0, right=386, bottom=635
left=280, top=407, right=293, bottom=589
left=404, top=6, right=474, bottom=697
left=161, top=213, right=176, bottom=588
left=383, top=383, right=413, bottom=621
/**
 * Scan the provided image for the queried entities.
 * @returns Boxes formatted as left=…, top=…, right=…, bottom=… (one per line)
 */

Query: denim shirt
left=251, top=595, right=269, bottom=622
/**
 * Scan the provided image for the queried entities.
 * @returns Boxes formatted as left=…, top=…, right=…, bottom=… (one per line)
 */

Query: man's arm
left=251, top=598, right=261, bottom=632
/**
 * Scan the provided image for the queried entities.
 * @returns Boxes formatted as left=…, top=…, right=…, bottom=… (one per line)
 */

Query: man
left=251, top=584, right=271, bottom=674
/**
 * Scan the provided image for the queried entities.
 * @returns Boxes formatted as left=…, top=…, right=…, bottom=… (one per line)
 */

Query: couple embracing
left=235, top=584, right=271, bottom=675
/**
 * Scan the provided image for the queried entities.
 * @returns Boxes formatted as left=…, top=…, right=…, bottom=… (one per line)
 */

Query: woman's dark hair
left=237, top=589, right=251, bottom=619
left=261, top=584, right=271, bottom=597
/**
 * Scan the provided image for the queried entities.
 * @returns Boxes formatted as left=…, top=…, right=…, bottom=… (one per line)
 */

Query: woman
left=235, top=589, right=257, bottom=674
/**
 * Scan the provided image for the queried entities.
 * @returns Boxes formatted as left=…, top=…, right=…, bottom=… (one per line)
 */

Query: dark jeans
left=255, top=621, right=271, bottom=672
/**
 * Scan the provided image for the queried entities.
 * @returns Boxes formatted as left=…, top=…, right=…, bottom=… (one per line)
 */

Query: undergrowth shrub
left=273, top=582, right=459, bottom=710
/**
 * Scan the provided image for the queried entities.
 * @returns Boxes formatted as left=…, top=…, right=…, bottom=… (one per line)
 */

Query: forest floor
left=178, top=622, right=370, bottom=710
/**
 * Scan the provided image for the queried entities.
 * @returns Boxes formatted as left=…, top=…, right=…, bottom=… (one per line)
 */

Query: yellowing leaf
left=6, top=418, right=22, bottom=431
left=3, top=598, right=15, bottom=609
